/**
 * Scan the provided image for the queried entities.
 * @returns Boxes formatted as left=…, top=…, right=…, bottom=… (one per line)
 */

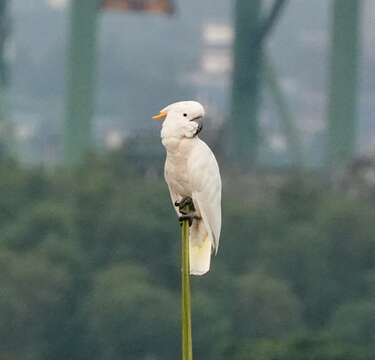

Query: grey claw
left=178, top=196, right=195, bottom=214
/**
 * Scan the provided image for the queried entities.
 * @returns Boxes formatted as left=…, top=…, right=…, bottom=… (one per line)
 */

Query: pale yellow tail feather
left=189, top=235, right=211, bottom=276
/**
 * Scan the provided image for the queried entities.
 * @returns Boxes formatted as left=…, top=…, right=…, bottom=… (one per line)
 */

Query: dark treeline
left=1, top=149, right=375, bottom=360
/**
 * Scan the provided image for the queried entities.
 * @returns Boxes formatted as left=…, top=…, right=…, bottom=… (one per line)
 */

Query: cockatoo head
left=152, top=101, right=205, bottom=138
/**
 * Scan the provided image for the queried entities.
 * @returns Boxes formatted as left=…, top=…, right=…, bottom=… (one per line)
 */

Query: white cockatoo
left=153, top=101, right=221, bottom=275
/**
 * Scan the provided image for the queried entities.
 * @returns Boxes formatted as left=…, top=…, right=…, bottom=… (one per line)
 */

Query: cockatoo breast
left=162, top=136, right=198, bottom=197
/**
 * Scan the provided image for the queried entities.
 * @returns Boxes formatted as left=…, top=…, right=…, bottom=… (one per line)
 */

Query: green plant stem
left=181, top=218, right=193, bottom=360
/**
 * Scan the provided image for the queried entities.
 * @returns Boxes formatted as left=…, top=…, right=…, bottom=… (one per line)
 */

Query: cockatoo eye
left=183, top=113, right=187, bottom=117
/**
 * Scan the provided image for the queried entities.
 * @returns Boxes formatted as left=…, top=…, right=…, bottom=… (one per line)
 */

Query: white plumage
left=153, top=101, right=222, bottom=275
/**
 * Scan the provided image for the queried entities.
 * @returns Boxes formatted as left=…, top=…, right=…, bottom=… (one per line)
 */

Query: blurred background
left=1, top=0, right=375, bottom=359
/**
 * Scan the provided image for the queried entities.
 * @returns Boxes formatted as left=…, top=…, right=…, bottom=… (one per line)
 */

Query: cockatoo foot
left=175, top=196, right=195, bottom=214
left=176, top=197, right=201, bottom=226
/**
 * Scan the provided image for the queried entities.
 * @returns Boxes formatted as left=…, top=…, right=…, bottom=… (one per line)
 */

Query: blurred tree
left=0, top=163, right=51, bottom=227
left=2, top=200, right=74, bottom=250
left=0, top=250, right=72, bottom=359
left=236, top=336, right=375, bottom=360
left=277, top=176, right=322, bottom=222
left=222, top=200, right=285, bottom=274
left=329, top=300, right=375, bottom=345
left=233, top=272, right=302, bottom=339
left=83, top=264, right=179, bottom=360
left=263, top=194, right=375, bottom=328
left=191, top=290, right=232, bottom=359
left=1, top=153, right=375, bottom=359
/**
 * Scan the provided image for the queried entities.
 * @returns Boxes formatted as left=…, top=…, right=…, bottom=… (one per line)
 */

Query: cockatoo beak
left=152, top=111, right=168, bottom=121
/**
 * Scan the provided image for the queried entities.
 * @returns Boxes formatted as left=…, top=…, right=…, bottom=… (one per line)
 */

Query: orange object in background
left=101, top=0, right=175, bottom=14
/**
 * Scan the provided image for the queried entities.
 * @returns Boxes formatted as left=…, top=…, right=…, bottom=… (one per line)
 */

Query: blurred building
left=5, top=0, right=375, bottom=167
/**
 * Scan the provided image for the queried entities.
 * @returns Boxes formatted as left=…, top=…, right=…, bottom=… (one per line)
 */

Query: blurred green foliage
left=1, top=152, right=375, bottom=359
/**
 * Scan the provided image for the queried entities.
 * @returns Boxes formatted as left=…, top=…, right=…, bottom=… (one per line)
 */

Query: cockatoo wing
left=188, top=139, right=221, bottom=253
left=164, top=168, right=180, bottom=216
